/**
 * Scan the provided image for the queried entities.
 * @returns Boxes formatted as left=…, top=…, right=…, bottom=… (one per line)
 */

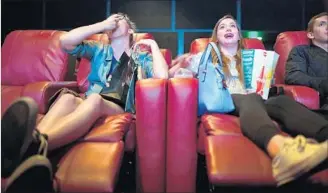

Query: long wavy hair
left=210, top=15, right=244, bottom=83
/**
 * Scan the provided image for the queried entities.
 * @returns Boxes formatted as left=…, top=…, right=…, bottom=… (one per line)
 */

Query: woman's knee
left=54, top=94, right=79, bottom=107
left=84, top=93, right=104, bottom=108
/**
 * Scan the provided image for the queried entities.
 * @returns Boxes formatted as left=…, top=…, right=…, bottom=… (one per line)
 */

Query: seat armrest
left=135, top=78, right=167, bottom=193
left=274, top=84, right=320, bottom=110
left=83, top=113, right=133, bottom=143
left=22, top=81, right=79, bottom=114
left=166, top=78, right=198, bottom=192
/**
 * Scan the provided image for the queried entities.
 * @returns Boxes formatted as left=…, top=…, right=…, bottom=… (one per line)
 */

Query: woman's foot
left=272, top=135, right=328, bottom=186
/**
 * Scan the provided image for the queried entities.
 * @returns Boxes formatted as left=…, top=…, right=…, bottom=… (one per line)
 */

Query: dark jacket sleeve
left=285, top=46, right=327, bottom=92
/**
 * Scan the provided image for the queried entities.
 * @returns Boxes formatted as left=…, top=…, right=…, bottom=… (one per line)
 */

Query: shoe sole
left=4, top=155, right=53, bottom=193
left=2, top=97, right=39, bottom=177
left=275, top=141, right=328, bottom=186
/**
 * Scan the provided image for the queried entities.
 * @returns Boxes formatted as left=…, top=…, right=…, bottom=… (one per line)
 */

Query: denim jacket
left=65, top=40, right=154, bottom=113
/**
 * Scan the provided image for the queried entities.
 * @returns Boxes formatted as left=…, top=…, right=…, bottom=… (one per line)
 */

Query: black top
left=101, top=52, right=132, bottom=109
left=285, top=44, right=328, bottom=105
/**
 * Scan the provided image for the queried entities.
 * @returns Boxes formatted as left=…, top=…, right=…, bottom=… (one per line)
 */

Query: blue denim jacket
left=65, top=40, right=154, bottom=113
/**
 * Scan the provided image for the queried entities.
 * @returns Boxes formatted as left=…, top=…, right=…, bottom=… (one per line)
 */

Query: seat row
left=1, top=30, right=326, bottom=192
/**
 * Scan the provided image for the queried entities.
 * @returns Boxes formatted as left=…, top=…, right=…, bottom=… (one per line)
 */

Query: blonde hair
left=307, top=12, right=327, bottom=32
left=210, top=15, right=244, bottom=83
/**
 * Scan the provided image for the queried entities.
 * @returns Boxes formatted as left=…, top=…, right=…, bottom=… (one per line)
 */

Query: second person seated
left=169, top=14, right=328, bottom=186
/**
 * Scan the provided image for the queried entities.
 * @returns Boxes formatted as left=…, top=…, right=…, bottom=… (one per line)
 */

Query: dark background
left=1, top=0, right=326, bottom=57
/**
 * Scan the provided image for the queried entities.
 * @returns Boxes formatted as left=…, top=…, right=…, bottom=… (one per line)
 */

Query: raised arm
left=135, top=39, right=169, bottom=79
left=59, top=14, right=120, bottom=51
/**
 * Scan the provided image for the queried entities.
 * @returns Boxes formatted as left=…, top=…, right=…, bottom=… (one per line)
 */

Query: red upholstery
left=54, top=114, right=133, bottom=192
left=166, top=38, right=266, bottom=192
left=1, top=30, right=69, bottom=85
left=135, top=79, right=167, bottom=192
left=1, top=30, right=170, bottom=192
left=54, top=33, right=170, bottom=192
left=273, top=31, right=309, bottom=84
left=1, top=30, right=70, bottom=114
left=166, top=37, right=327, bottom=191
left=166, top=78, right=198, bottom=192
left=274, top=31, right=319, bottom=109
left=1, top=86, right=24, bottom=114
left=202, top=114, right=280, bottom=186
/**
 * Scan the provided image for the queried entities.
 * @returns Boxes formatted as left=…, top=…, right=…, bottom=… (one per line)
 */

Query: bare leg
left=38, top=94, right=124, bottom=150
left=37, top=94, right=83, bottom=131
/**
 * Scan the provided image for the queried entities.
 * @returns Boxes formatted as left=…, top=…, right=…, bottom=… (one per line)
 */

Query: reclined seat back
left=1, top=30, right=69, bottom=114
left=273, top=31, right=309, bottom=84
left=2, top=30, right=70, bottom=85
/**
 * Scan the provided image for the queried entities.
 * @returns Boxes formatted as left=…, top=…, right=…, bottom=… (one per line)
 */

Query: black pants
left=231, top=93, right=328, bottom=150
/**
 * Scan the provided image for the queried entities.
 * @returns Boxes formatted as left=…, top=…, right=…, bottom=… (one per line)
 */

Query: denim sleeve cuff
left=63, top=44, right=83, bottom=55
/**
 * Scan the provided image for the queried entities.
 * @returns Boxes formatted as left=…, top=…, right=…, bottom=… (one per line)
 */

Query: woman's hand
left=172, top=53, right=188, bottom=65
left=172, top=53, right=193, bottom=68
left=134, top=39, right=158, bottom=49
left=101, top=14, right=121, bottom=31
left=173, top=68, right=194, bottom=78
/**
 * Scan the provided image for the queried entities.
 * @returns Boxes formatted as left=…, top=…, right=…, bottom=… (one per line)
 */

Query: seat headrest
left=1, top=30, right=69, bottom=85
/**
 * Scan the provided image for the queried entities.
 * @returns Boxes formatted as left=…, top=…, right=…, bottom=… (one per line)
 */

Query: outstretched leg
left=232, top=94, right=328, bottom=186
left=265, top=95, right=328, bottom=142
left=38, top=94, right=124, bottom=150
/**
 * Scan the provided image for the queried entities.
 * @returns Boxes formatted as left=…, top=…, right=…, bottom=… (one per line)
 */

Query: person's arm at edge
left=149, top=41, right=169, bottom=79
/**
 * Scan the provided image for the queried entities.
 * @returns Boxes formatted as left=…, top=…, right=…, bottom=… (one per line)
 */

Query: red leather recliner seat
left=165, top=37, right=328, bottom=192
left=54, top=32, right=172, bottom=193
left=1, top=30, right=171, bottom=193
left=274, top=31, right=320, bottom=109
left=1, top=30, right=72, bottom=115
